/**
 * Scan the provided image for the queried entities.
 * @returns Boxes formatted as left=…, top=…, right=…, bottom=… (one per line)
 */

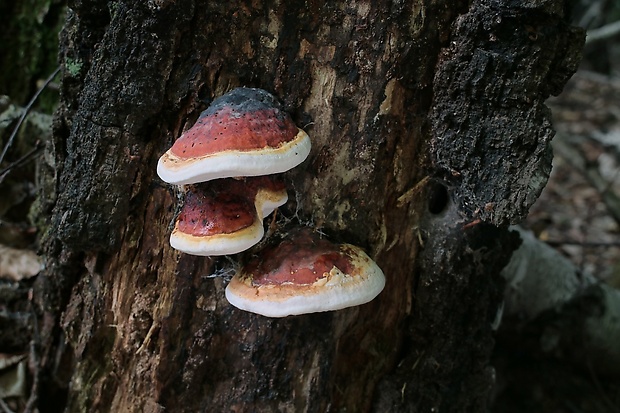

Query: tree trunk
left=34, top=0, right=583, bottom=411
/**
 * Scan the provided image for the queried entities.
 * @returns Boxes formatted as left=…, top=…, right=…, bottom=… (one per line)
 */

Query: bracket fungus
left=170, top=177, right=287, bottom=256
left=157, top=87, right=311, bottom=185
left=157, top=87, right=312, bottom=256
left=225, top=229, right=386, bottom=317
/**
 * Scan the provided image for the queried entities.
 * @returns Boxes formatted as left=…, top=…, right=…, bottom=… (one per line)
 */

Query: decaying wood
left=33, top=0, right=583, bottom=411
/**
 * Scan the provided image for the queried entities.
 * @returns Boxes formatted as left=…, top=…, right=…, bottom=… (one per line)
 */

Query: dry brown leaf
left=0, top=245, right=41, bottom=281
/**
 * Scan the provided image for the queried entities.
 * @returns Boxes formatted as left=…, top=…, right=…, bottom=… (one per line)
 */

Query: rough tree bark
left=33, top=0, right=582, bottom=411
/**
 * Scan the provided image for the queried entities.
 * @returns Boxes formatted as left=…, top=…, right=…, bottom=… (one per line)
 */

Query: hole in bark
left=428, top=183, right=449, bottom=214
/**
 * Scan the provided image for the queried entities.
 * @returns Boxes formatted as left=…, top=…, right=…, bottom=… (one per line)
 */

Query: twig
left=396, top=176, right=430, bottom=207
left=0, top=141, right=44, bottom=184
left=578, top=0, right=605, bottom=29
left=0, top=66, right=60, bottom=167
left=22, top=290, right=41, bottom=413
left=573, top=70, right=620, bottom=88
left=0, top=398, right=16, bottom=413
left=544, top=239, right=620, bottom=247
left=586, top=20, right=620, bottom=45
left=0, top=399, right=15, bottom=413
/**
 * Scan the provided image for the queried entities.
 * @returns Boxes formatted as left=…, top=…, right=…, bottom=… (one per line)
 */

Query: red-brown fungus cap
left=225, top=229, right=386, bottom=317
left=170, top=176, right=287, bottom=256
left=157, top=88, right=311, bottom=185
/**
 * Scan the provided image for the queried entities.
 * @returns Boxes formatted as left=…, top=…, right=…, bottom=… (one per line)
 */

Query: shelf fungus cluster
left=157, top=87, right=310, bottom=256
left=158, top=87, right=385, bottom=317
